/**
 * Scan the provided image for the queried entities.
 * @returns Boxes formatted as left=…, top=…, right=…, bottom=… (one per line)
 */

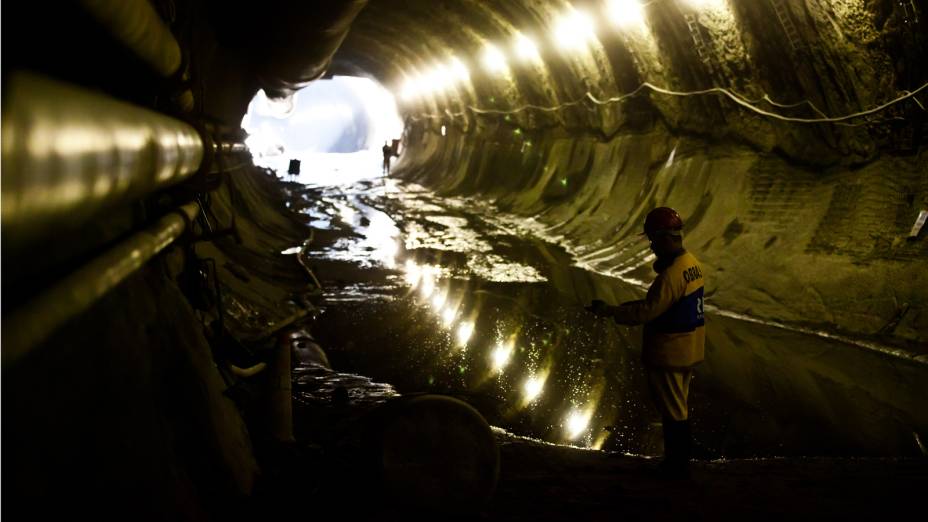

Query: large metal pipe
left=211, top=0, right=368, bottom=100
left=2, top=202, right=201, bottom=365
left=79, top=0, right=182, bottom=78
left=1, top=73, right=204, bottom=248
left=78, top=0, right=194, bottom=111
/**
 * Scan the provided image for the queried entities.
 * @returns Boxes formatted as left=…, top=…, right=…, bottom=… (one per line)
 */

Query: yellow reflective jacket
left=612, top=250, right=705, bottom=369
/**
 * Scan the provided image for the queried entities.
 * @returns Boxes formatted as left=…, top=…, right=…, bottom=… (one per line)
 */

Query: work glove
left=585, top=299, right=610, bottom=317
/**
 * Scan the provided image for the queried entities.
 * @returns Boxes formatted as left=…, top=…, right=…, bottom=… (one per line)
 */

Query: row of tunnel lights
left=402, top=259, right=594, bottom=442
left=398, top=0, right=726, bottom=102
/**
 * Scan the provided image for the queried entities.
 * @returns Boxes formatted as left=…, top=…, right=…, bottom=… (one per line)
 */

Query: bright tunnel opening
left=242, top=75, right=404, bottom=185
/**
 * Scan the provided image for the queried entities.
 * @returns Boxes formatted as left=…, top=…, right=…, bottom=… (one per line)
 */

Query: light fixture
left=605, top=0, right=645, bottom=29
left=553, top=8, right=596, bottom=50
left=682, top=0, right=726, bottom=10
left=401, top=78, right=419, bottom=101
left=482, top=43, right=508, bottom=73
left=426, top=64, right=453, bottom=93
left=449, top=56, right=470, bottom=82
left=514, top=32, right=541, bottom=62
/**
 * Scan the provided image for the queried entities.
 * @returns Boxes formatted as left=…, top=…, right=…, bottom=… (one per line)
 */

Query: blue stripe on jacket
left=645, top=287, right=705, bottom=334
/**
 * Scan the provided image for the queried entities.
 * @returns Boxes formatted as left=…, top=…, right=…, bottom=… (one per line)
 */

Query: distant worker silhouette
left=382, top=141, right=393, bottom=174
left=587, top=207, right=705, bottom=480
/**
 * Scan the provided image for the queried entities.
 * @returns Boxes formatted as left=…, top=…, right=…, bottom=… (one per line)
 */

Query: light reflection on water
left=431, top=291, right=447, bottom=310
left=314, top=198, right=402, bottom=269
left=491, top=342, right=514, bottom=372
left=467, top=254, right=546, bottom=283
left=565, top=408, right=593, bottom=440
left=456, top=321, right=475, bottom=347
left=403, top=219, right=493, bottom=253
left=297, top=162, right=659, bottom=452
left=441, top=306, right=457, bottom=327
left=382, top=225, right=614, bottom=447
left=522, top=374, right=546, bottom=403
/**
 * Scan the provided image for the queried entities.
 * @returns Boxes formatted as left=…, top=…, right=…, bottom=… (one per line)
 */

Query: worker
left=382, top=141, right=393, bottom=174
left=588, top=207, right=705, bottom=479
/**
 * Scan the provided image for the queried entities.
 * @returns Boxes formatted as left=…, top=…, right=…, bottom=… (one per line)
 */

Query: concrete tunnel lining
left=2, top=0, right=927, bottom=519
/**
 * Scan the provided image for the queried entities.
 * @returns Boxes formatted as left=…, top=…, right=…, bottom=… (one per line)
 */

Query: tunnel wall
left=336, top=0, right=928, bottom=348
left=2, top=166, right=315, bottom=519
left=397, top=119, right=927, bottom=346
left=0, top=0, right=354, bottom=514
left=3, top=256, right=259, bottom=519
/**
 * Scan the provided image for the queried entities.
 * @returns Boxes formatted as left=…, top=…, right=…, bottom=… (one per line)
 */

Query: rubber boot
left=680, top=419, right=692, bottom=464
left=657, top=419, right=690, bottom=480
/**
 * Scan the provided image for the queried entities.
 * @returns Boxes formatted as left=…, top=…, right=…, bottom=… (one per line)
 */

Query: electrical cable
left=588, top=81, right=928, bottom=123
left=407, top=80, right=928, bottom=127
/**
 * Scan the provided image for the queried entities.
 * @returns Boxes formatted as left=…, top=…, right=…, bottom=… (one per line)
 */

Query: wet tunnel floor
left=262, top=166, right=928, bottom=519
left=285, top=168, right=927, bottom=461
left=297, top=176, right=688, bottom=456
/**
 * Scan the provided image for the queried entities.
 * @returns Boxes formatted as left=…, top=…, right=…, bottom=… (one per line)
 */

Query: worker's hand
left=585, top=299, right=610, bottom=317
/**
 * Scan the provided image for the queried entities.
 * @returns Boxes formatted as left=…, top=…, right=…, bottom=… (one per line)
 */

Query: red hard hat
left=643, top=207, right=683, bottom=237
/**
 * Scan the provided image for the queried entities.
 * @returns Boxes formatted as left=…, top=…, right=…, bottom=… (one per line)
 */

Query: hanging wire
left=589, top=81, right=928, bottom=123
left=407, top=80, right=928, bottom=126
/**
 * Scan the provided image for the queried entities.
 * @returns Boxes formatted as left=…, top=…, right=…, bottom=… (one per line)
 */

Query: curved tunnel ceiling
left=329, top=0, right=926, bottom=166
left=178, top=0, right=928, bottom=343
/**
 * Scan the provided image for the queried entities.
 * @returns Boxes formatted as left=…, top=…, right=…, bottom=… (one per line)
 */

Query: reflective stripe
left=647, top=287, right=705, bottom=334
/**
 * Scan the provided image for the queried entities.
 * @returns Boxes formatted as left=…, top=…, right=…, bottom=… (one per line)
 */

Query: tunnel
left=2, top=0, right=927, bottom=520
